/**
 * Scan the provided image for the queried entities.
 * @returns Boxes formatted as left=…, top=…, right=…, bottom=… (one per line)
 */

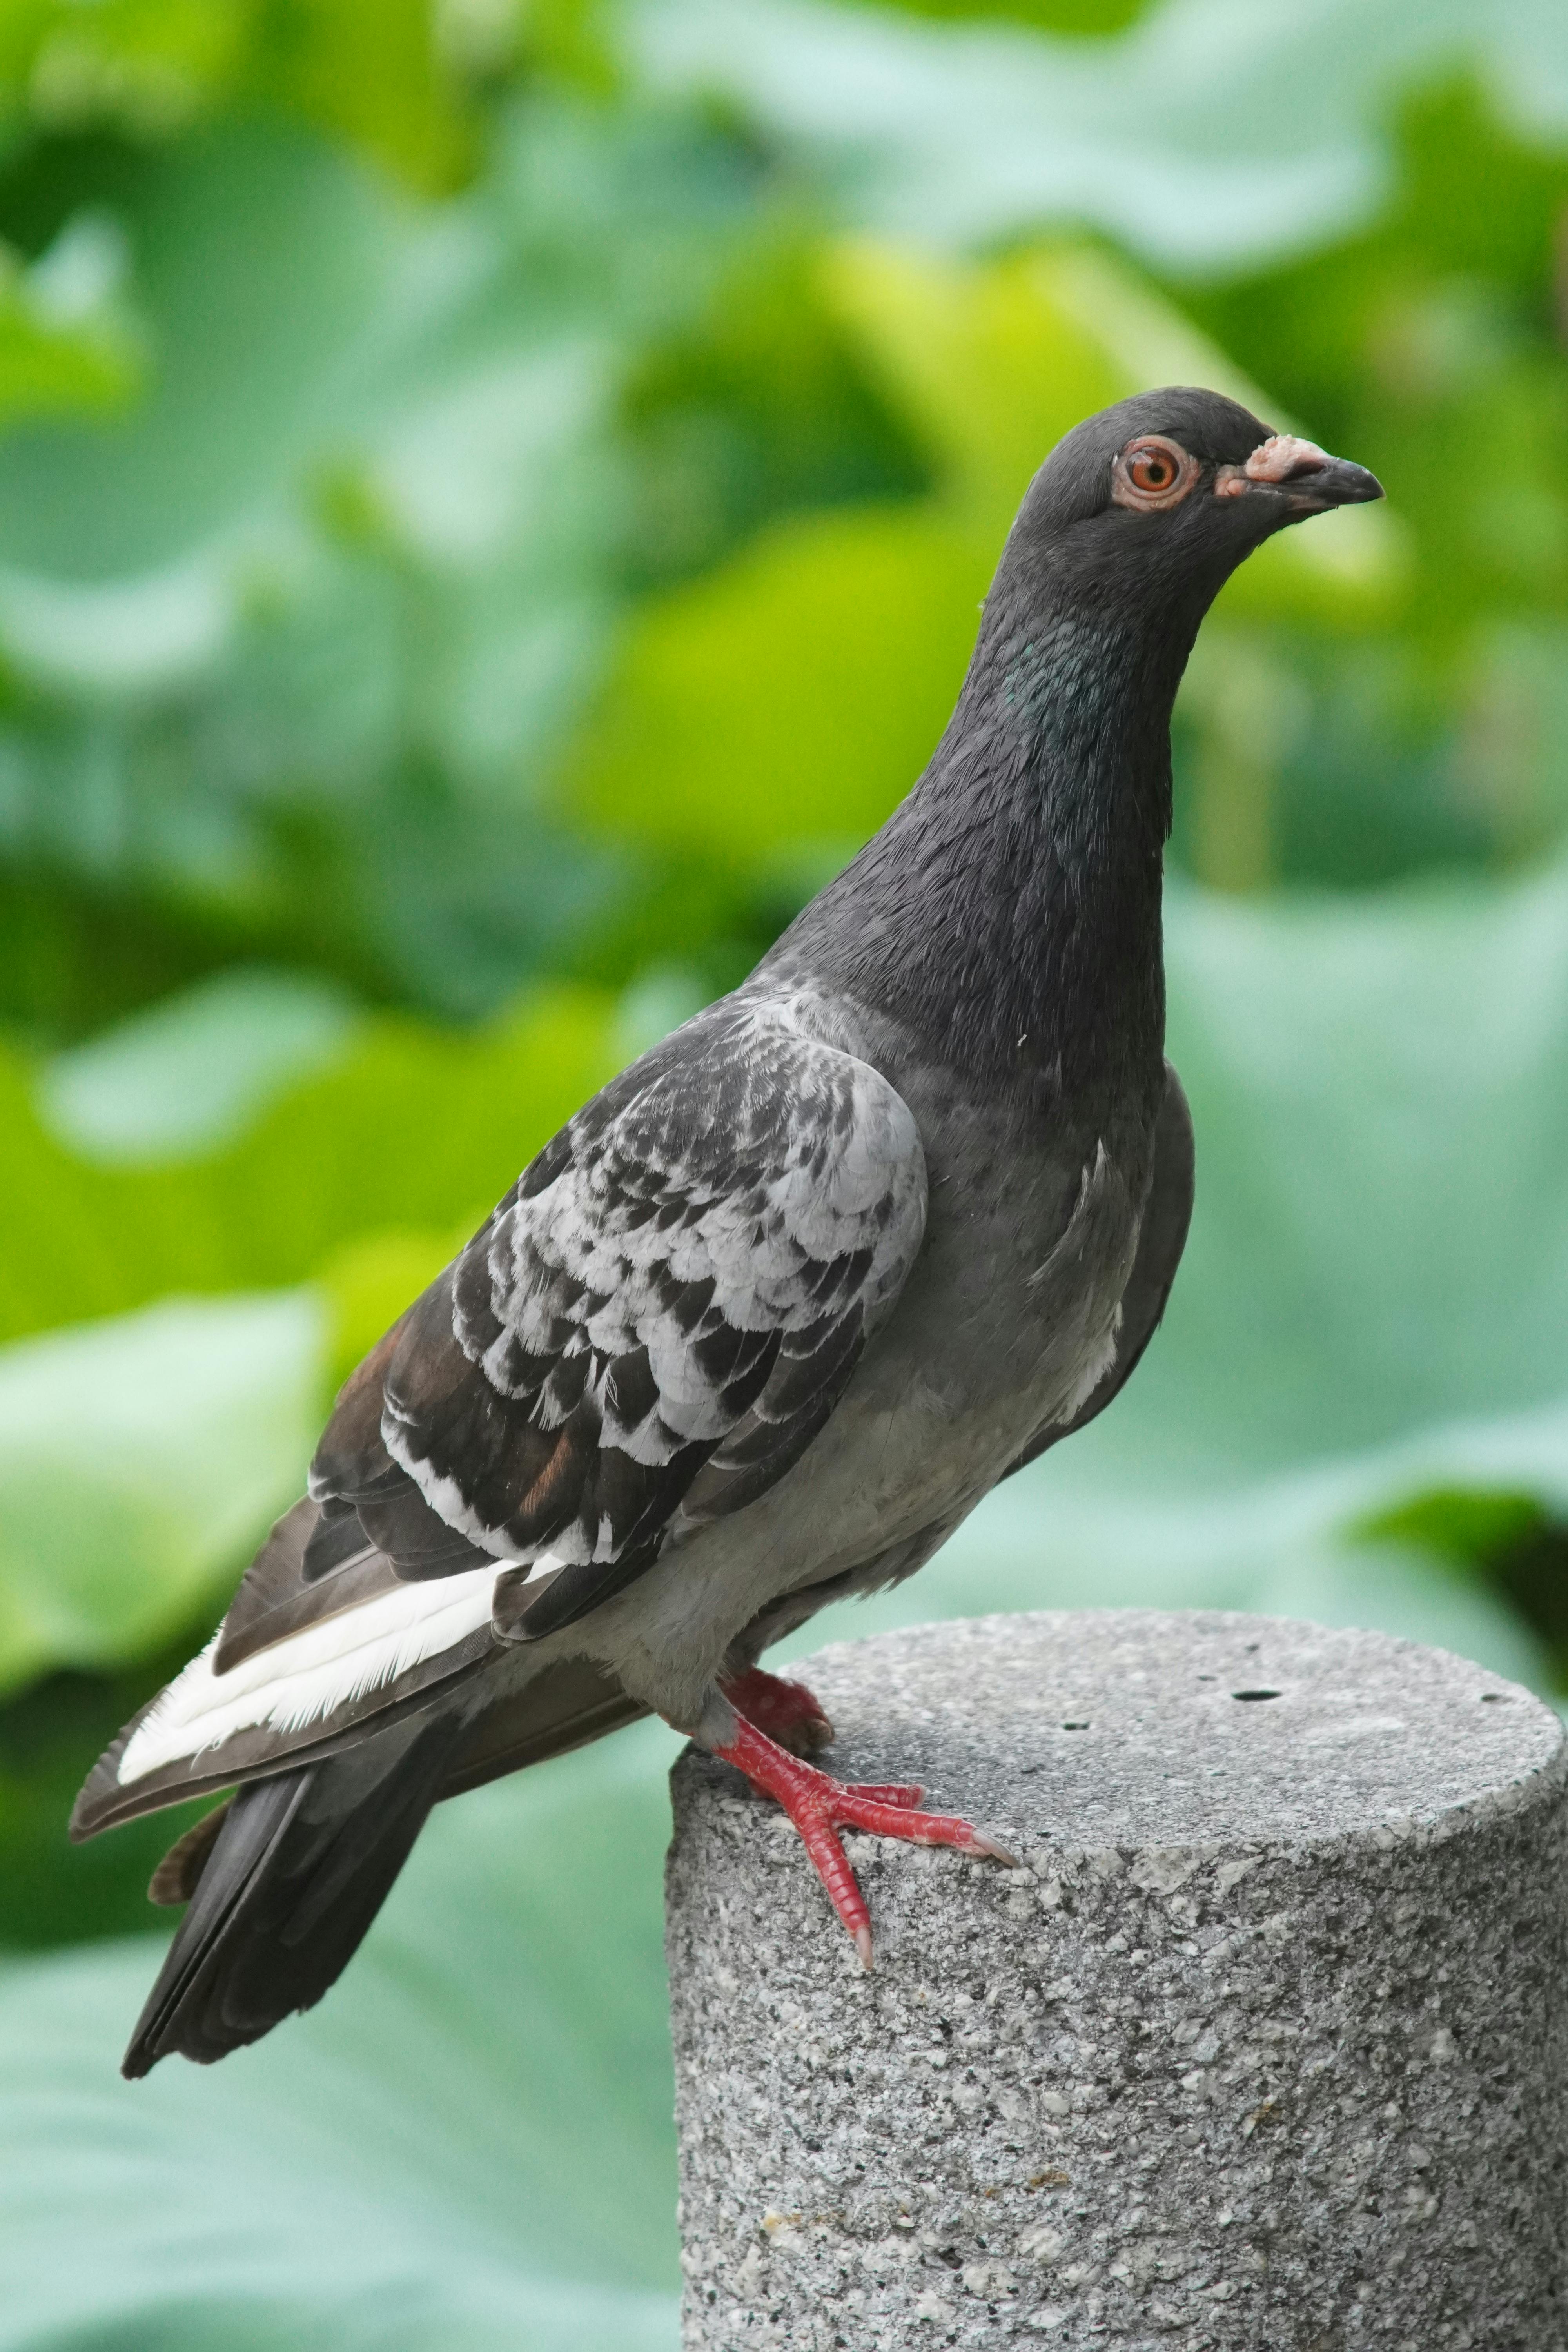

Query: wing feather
left=357, top=998, right=927, bottom=1617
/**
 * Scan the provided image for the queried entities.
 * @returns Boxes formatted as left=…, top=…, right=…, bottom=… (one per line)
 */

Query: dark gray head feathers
left=1022, top=386, right=1274, bottom=533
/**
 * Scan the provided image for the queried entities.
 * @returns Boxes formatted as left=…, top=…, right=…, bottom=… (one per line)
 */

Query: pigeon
left=71, top=389, right=1381, bottom=2073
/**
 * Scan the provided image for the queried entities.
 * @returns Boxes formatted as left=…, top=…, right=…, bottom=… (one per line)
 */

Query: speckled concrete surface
left=665, top=1610, right=1568, bottom=2350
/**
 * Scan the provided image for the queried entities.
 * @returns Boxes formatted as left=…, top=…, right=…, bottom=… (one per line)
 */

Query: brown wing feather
left=435, top=1658, right=648, bottom=1800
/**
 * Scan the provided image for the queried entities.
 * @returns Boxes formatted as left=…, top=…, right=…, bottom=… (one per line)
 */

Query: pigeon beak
left=1215, top=434, right=1383, bottom=511
left=1278, top=450, right=1384, bottom=510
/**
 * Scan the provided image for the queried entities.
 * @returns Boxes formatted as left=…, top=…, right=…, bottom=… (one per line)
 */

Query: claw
left=969, top=1830, right=1020, bottom=1867
left=713, top=1712, right=1011, bottom=1962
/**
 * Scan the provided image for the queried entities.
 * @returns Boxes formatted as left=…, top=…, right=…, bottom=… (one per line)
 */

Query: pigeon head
left=786, top=387, right=1382, bottom=1082
left=1007, top=385, right=1383, bottom=615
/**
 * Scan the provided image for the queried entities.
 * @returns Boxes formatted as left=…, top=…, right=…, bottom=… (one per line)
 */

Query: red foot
left=719, top=1666, right=835, bottom=1757
left=713, top=1713, right=1015, bottom=1968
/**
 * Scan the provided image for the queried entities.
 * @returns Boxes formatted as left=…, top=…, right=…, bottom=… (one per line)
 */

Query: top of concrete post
left=711, top=1608, right=1563, bottom=1864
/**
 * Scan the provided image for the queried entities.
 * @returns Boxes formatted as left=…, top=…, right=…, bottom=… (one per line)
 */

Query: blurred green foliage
left=0, top=1727, right=686, bottom=2348
left=1, top=1, right=1568, bottom=2342
left=1178, top=78, right=1568, bottom=887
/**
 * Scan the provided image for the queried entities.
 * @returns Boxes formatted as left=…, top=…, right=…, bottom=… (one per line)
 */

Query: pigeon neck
left=794, top=576, right=1196, bottom=1102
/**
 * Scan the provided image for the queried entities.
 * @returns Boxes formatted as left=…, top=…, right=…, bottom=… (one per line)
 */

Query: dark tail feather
left=123, top=1711, right=462, bottom=2078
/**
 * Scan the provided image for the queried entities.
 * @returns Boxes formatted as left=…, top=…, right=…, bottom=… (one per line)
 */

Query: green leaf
left=38, top=968, right=362, bottom=1164
left=628, top=0, right=1568, bottom=273
left=0, top=122, right=413, bottom=586
left=818, top=239, right=1123, bottom=528
left=0, top=1726, right=683, bottom=2351
left=0, top=1291, right=323, bottom=1693
left=248, top=0, right=474, bottom=194
left=0, top=974, right=627, bottom=1693
left=0, top=105, right=761, bottom=1021
left=0, top=982, right=621, bottom=1346
left=1355, top=1485, right=1550, bottom=1566
left=564, top=503, right=989, bottom=864
left=1352, top=1486, right=1568, bottom=1686
left=0, top=0, right=476, bottom=192
left=0, top=0, right=250, bottom=144
left=1127, top=864, right=1568, bottom=1482
left=0, top=213, right=146, bottom=428
left=0, top=1628, right=224, bottom=1951
left=890, top=0, right=1150, bottom=29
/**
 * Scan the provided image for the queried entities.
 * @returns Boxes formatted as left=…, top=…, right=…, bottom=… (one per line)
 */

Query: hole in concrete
left=1479, top=1691, right=1510, bottom=1703
left=1232, top=1689, right=1281, bottom=1702
left=1061, top=1720, right=1090, bottom=1731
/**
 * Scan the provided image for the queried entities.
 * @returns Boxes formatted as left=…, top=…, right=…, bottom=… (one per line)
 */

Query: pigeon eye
left=1130, top=447, right=1175, bottom=491
left=1112, top=437, right=1196, bottom=511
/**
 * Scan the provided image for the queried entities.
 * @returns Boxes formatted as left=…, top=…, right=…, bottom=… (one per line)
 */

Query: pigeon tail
left=123, top=1709, right=462, bottom=2076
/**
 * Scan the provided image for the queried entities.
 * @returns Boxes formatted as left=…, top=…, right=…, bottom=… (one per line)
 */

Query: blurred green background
left=2, top=0, right=1568, bottom=2341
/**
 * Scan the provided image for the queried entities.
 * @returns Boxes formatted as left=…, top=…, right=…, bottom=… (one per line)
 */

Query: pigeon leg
left=717, top=1670, right=916, bottom=1797
left=719, top=1665, right=836, bottom=1756
left=712, top=1712, right=1016, bottom=1967
left=717, top=1673, right=923, bottom=1801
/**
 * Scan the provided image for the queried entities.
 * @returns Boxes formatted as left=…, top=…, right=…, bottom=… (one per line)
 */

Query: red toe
left=839, top=1780, right=924, bottom=1808
left=713, top=1714, right=1014, bottom=1963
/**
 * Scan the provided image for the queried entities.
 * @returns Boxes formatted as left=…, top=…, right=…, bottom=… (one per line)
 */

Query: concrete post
left=665, top=1610, right=1568, bottom=2350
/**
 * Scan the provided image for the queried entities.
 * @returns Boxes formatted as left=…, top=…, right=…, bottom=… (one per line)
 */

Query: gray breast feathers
left=1004, top=1060, right=1194, bottom=1477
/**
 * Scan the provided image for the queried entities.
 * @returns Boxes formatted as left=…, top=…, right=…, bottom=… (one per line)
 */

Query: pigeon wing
left=316, top=998, right=929, bottom=1639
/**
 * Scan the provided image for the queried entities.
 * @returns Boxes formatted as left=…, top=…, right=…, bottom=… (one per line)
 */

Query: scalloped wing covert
left=312, top=1000, right=927, bottom=1637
